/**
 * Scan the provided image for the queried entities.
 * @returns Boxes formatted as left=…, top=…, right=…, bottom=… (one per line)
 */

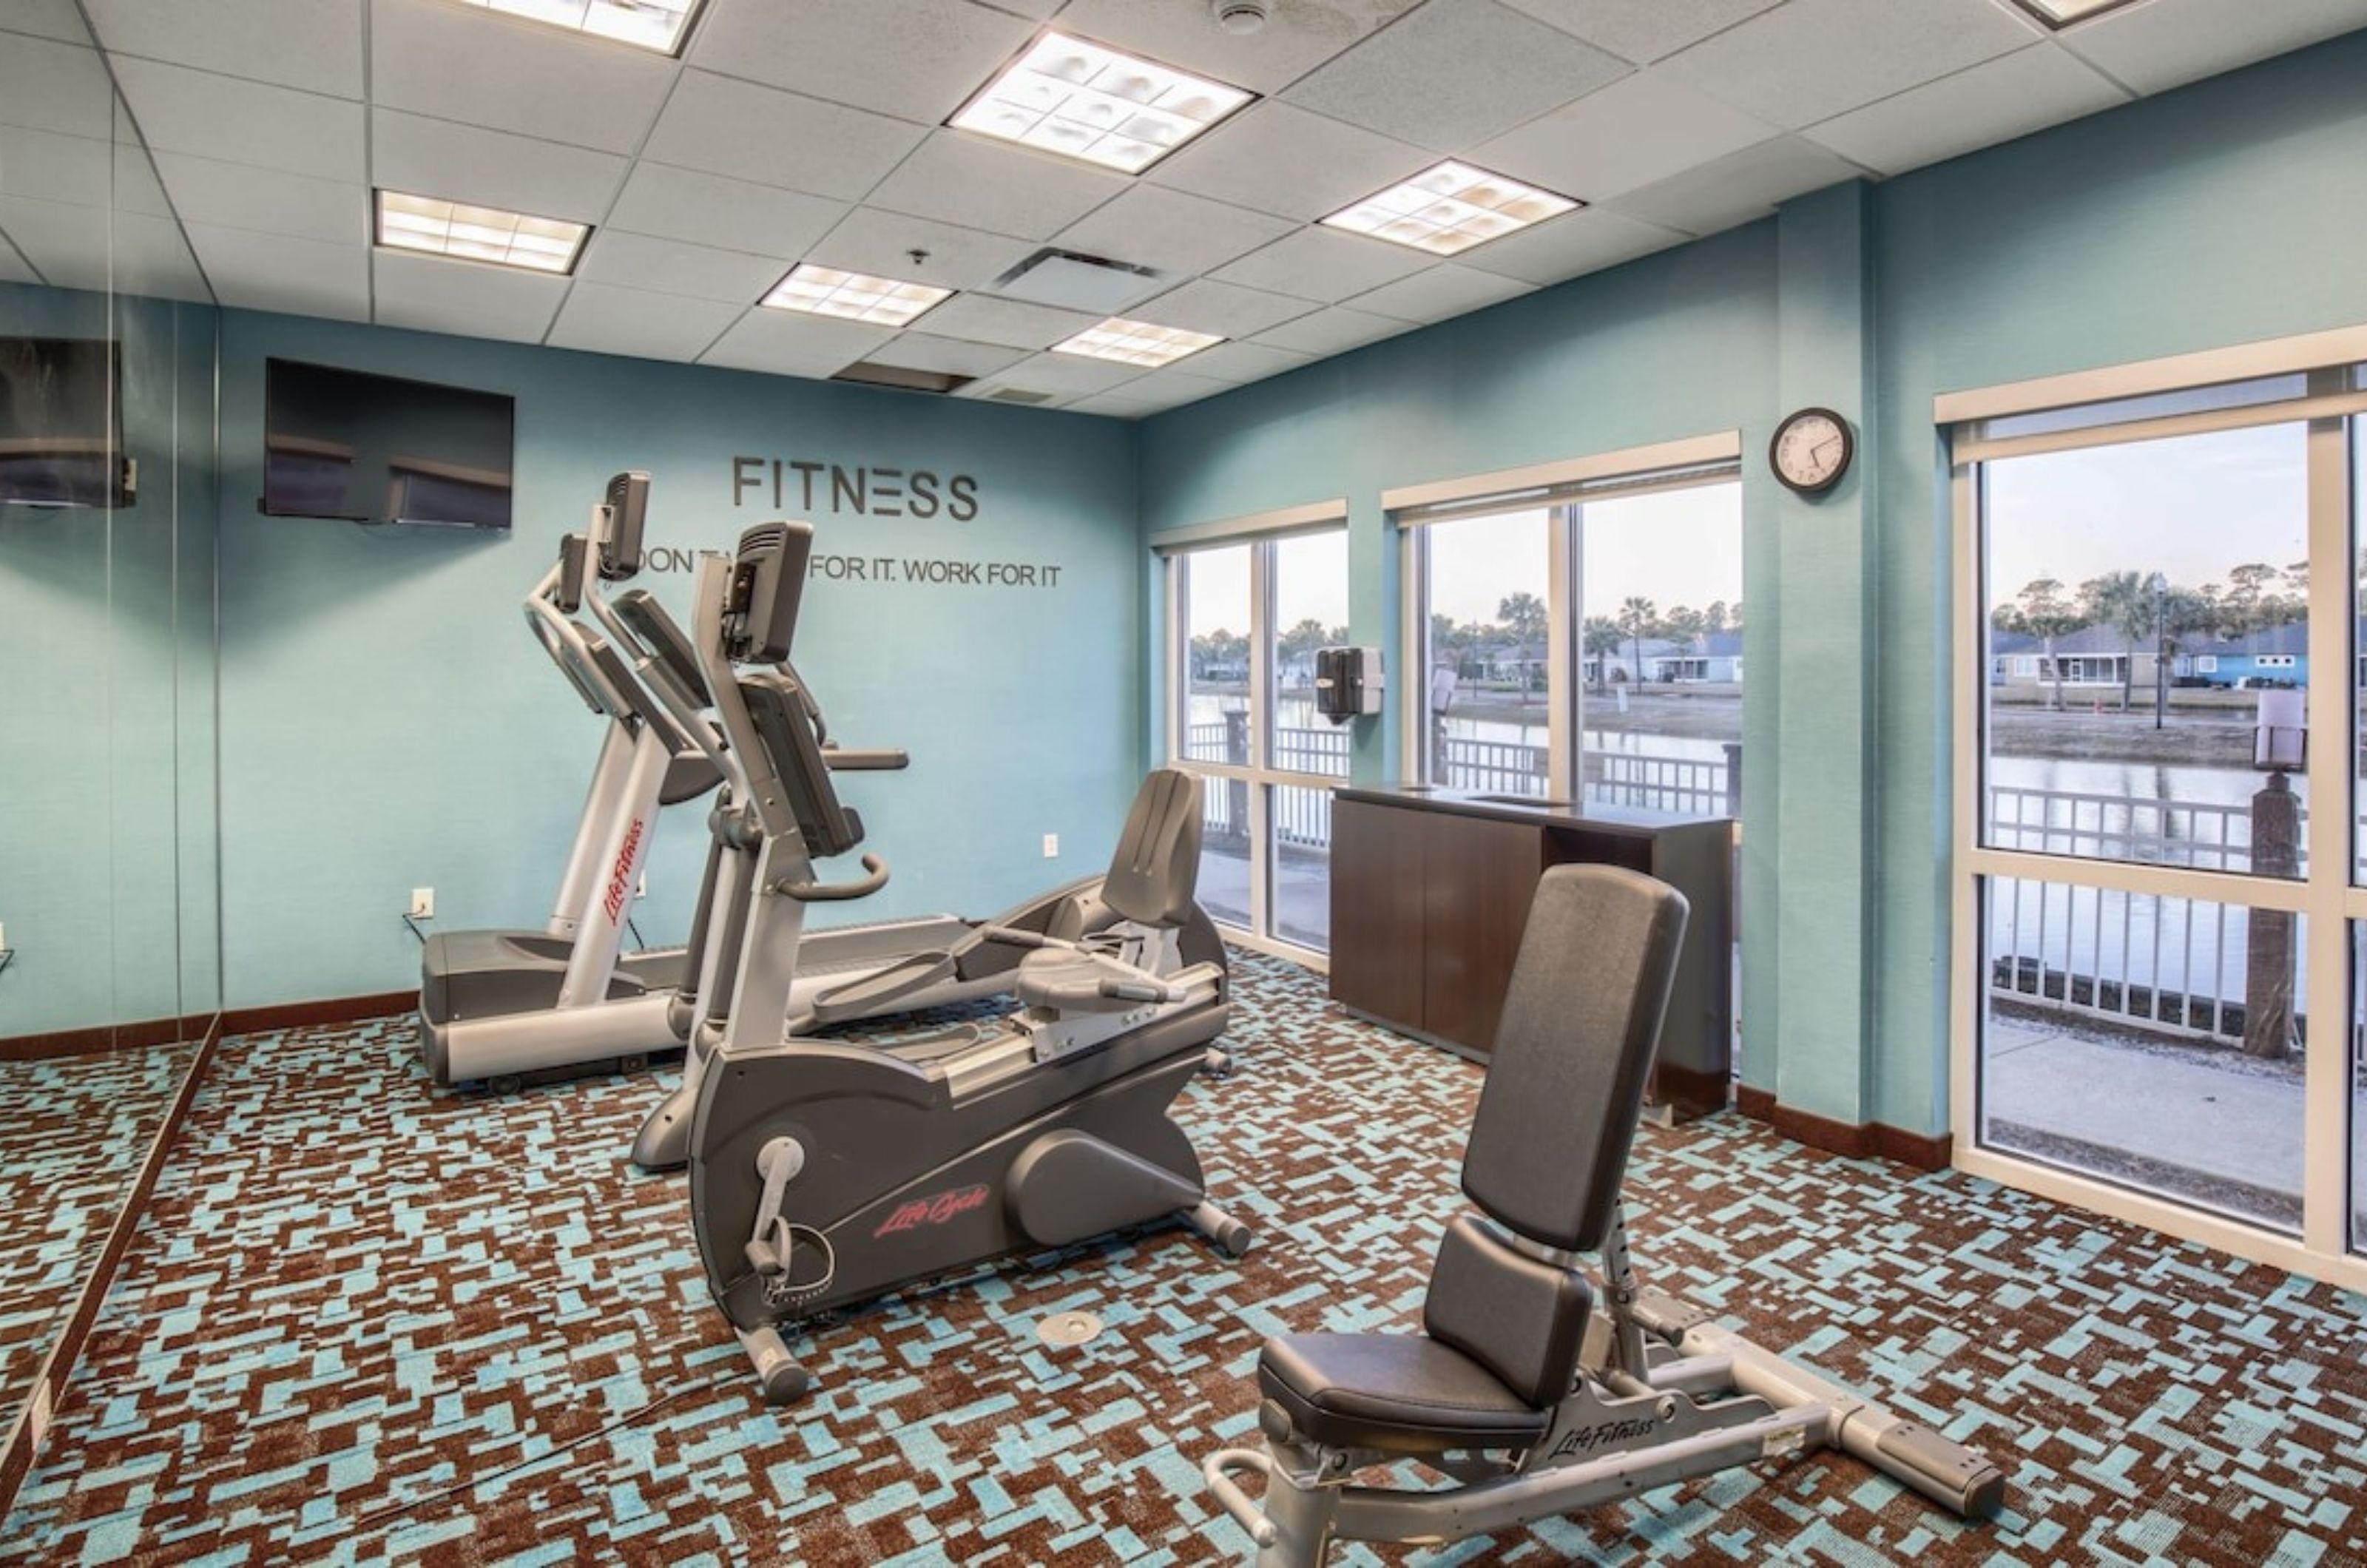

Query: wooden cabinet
left=1328, top=789, right=1734, bottom=1121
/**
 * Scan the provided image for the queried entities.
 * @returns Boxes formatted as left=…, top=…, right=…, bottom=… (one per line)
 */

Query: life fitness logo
left=874, top=1183, right=990, bottom=1239
left=602, top=818, right=645, bottom=925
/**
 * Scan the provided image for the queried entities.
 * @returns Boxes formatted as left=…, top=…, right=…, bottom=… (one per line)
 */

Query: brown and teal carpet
left=2, top=954, right=2362, bottom=1564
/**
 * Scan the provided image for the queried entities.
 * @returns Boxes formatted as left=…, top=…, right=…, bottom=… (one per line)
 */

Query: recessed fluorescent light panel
left=452, top=0, right=702, bottom=55
left=1052, top=317, right=1222, bottom=368
left=762, top=266, right=951, bottom=328
left=1323, top=161, right=1578, bottom=257
left=2008, top=0, right=2142, bottom=24
left=950, top=33, right=1252, bottom=173
left=374, top=191, right=590, bottom=273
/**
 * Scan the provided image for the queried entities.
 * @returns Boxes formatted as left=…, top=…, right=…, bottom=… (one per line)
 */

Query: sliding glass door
left=1165, top=527, right=1348, bottom=955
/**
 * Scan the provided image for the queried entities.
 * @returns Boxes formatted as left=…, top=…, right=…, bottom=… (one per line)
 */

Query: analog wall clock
left=1771, top=408, right=1854, bottom=496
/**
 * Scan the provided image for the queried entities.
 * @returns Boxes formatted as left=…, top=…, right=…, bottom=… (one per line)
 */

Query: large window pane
left=1420, top=509, right=1551, bottom=797
left=1982, top=424, right=2310, bottom=878
left=1982, top=876, right=2305, bottom=1234
left=1181, top=544, right=1252, bottom=768
left=1577, top=480, right=1743, bottom=817
left=1270, top=530, right=1350, bottom=778
left=1270, top=785, right=1331, bottom=951
left=1197, top=773, right=1252, bottom=931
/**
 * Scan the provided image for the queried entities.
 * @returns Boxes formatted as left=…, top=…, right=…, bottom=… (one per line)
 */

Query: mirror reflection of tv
left=0, top=337, right=131, bottom=509
left=263, top=358, right=514, bottom=529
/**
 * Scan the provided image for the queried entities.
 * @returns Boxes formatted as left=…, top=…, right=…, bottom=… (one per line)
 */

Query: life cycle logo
left=874, top=1183, right=992, bottom=1238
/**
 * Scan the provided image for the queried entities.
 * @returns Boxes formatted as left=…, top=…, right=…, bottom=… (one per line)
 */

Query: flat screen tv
left=0, top=337, right=129, bottom=508
left=263, top=358, right=515, bottom=529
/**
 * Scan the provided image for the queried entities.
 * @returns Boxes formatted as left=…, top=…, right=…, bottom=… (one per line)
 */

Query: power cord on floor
left=348, top=1358, right=743, bottom=1533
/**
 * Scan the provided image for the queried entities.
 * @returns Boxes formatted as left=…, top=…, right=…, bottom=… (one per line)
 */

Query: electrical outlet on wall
left=638, top=872, right=648, bottom=899
left=410, top=888, right=435, bottom=919
left=0, top=921, right=8, bottom=951
left=1043, top=834, right=1059, bottom=859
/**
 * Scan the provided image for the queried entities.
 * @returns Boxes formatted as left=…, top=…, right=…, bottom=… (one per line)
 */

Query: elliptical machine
left=674, top=522, right=1253, bottom=1402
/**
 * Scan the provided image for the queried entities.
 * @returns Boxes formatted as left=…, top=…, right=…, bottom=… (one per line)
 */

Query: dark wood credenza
left=1328, top=787, right=1735, bottom=1121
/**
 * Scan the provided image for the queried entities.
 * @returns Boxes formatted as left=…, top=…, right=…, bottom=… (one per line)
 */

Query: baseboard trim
left=0, top=1010, right=224, bottom=1519
left=219, top=990, right=416, bottom=1036
left=0, top=1013, right=218, bottom=1063
left=1732, top=1085, right=1952, bottom=1172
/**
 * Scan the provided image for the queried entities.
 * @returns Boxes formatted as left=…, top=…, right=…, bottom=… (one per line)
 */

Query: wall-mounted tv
left=0, top=337, right=130, bottom=509
left=263, top=358, right=515, bottom=529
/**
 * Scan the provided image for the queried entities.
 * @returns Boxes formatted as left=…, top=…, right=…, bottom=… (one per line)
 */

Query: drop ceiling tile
left=1249, top=305, right=1413, bottom=355
left=1209, top=226, right=1434, bottom=303
left=974, top=0, right=1061, bottom=16
left=87, top=0, right=362, bottom=97
left=1455, top=206, right=1689, bottom=285
left=1147, top=102, right=1431, bottom=222
left=373, top=250, right=568, bottom=345
left=112, top=138, right=176, bottom=219
left=866, top=132, right=1130, bottom=241
left=1470, top=70, right=1776, bottom=202
left=643, top=72, right=928, bottom=203
left=806, top=207, right=1034, bottom=291
left=1496, top=0, right=1784, bottom=64
left=1285, top=0, right=1630, bottom=152
left=689, top=0, right=1035, bottom=124
left=1660, top=0, right=2041, bottom=129
left=547, top=281, right=742, bottom=362
left=1173, top=340, right=1314, bottom=385
left=2056, top=0, right=2367, bottom=95
left=1069, top=372, right=1233, bottom=416
left=0, top=1, right=90, bottom=44
left=0, top=126, right=110, bottom=208
left=1804, top=43, right=2130, bottom=176
left=607, top=163, right=845, bottom=258
left=1346, top=263, right=1535, bottom=324
left=370, top=0, right=677, bottom=155
left=0, top=232, right=36, bottom=285
left=1050, top=185, right=1294, bottom=276
left=866, top=334, right=1030, bottom=378
left=1134, top=277, right=1314, bottom=338
left=906, top=293, right=1102, bottom=351
left=0, top=38, right=120, bottom=141
left=959, top=351, right=1146, bottom=399
left=183, top=222, right=368, bottom=319
left=112, top=58, right=363, bottom=180
left=576, top=230, right=786, bottom=303
left=1055, top=0, right=1422, bottom=95
left=372, top=109, right=627, bottom=224
left=699, top=308, right=895, bottom=378
left=152, top=151, right=365, bottom=245
left=107, top=212, right=212, bottom=303
left=1605, top=135, right=1866, bottom=237
left=0, top=195, right=112, bottom=287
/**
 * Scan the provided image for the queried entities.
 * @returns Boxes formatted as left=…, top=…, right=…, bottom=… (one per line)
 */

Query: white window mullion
left=1547, top=504, right=1576, bottom=801
left=2301, top=401, right=2353, bottom=1256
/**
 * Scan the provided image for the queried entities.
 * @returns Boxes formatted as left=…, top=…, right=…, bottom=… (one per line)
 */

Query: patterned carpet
left=2, top=953, right=2364, bottom=1566
left=0, top=1040, right=203, bottom=1445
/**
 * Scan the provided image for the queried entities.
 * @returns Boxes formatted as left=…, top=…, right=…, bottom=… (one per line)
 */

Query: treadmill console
left=599, top=470, right=650, bottom=581
left=728, top=521, right=811, bottom=664
left=555, top=533, right=590, bottom=614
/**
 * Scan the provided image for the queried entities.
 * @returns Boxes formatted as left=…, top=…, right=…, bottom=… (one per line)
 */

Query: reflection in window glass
left=1578, top=481, right=1743, bottom=817
left=1420, top=509, right=1550, bottom=796
left=1983, top=424, right=2310, bottom=879
left=1181, top=544, right=1252, bottom=768
left=1270, top=785, right=1331, bottom=951
left=1982, top=877, right=2304, bottom=1234
left=1270, top=531, right=1351, bottom=779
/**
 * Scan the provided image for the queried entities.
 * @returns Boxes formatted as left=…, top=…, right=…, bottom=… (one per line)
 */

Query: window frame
left=1945, top=331, right=2367, bottom=1291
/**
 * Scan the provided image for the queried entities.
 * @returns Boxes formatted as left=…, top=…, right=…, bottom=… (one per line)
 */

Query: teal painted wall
left=1138, top=30, right=2367, bottom=1136
left=0, top=283, right=218, bottom=1038
left=214, top=311, right=1140, bottom=1010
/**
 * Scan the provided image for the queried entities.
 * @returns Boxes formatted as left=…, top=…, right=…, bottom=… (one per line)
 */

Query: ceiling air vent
left=987, top=388, right=1058, bottom=405
left=831, top=362, right=974, bottom=395
left=991, top=249, right=1166, bottom=314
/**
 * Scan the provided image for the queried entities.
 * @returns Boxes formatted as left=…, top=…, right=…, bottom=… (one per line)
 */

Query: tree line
left=1992, top=564, right=2308, bottom=709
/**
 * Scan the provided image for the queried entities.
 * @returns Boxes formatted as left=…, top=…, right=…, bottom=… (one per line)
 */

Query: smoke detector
left=1212, top=0, right=1269, bottom=36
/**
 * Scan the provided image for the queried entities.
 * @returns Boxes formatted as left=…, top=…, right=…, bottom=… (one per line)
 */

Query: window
left=1164, top=524, right=1348, bottom=954
left=1397, top=443, right=1746, bottom=822
left=1948, top=336, right=2367, bottom=1284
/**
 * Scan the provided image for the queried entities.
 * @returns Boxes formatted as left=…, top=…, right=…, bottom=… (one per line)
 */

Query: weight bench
left=1202, top=865, right=2005, bottom=1566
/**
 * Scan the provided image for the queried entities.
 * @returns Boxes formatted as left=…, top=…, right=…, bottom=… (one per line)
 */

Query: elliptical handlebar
left=775, top=854, right=890, bottom=902
left=822, top=746, right=909, bottom=771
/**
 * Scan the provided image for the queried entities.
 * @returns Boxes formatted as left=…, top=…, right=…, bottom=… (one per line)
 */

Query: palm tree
left=2079, top=570, right=2152, bottom=711
left=1582, top=617, right=1624, bottom=692
left=1618, top=596, right=1658, bottom=692
left=2013, top=578, right=2083, bottom=711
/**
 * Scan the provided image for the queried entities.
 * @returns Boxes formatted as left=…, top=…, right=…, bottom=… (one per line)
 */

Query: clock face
left=1773, top=409, right=1851, bottom=493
